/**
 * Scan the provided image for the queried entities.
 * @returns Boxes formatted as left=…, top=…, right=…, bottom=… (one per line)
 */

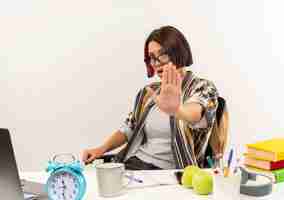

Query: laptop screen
left=0, top=128, right=24, bottom=200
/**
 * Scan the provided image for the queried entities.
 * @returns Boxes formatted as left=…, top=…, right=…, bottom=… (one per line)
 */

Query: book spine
left=270, top=161, right=284, bottom=170
left=276, top=153, right=284, bottom=162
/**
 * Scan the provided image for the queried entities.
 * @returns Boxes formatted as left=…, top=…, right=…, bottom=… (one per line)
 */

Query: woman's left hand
left=147, top=63, right=182, bottom=115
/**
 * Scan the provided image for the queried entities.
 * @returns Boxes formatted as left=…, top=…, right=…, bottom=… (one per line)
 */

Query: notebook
left=246, top=138, right=284, bottom=161
left=244, top=156, right=284, bottom=170
left=127, top=170, right=179, bottom=189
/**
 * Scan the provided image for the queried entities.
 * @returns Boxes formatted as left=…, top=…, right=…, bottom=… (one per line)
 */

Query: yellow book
left=243, top=153, right=271, bottom=161
left=246, top=138, right=284, bottom=162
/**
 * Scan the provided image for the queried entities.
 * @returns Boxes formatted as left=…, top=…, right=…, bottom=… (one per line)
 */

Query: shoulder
left=184, top=73, right=219, bottom=111
left=134, top=81, right=160, bottom=103
left=136, top=81, right=161, bottom=94
left=188, top=72, right=218, bottom=95
left=138, top=81, right=161, bottom=96
left=193, top=78, right=218, bottom=93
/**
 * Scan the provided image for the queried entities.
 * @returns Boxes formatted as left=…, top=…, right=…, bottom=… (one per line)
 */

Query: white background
left=1, top=0, right=284, bottom=171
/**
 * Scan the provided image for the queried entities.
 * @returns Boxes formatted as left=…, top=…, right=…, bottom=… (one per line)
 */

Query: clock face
left=48, top=171, right=80, bottom=200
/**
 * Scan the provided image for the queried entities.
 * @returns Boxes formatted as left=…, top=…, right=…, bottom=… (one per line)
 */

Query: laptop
left=0, top=128, right=48, bottom=200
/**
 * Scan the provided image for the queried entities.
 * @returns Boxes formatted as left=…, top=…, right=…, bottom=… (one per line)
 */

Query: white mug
left=95, top=163, right=133, bottom=197
left=213, top=172, right=241, bottom=200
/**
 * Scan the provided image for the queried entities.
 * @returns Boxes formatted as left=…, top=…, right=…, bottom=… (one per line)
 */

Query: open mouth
left=157, top=69, right=163, bottom=75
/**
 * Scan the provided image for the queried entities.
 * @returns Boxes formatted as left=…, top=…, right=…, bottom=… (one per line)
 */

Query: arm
left=175, top=103, right=203, bottom=123
left=100, top=130, right=128, bottom=153
left=82, top=130, right=127, bottom=164
left=82, top=88, right=141, bottom=164
left=178, top=79, right=219, bottom=128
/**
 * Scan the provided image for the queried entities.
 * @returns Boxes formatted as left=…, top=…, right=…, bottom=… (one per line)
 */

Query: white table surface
left=20, top=168, right=284, bottom=200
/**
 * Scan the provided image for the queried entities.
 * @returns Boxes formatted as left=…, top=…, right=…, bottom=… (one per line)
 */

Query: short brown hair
left=144, top=26, right=193, bottom=77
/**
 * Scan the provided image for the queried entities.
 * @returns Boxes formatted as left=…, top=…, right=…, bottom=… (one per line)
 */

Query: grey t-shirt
left=120, top=105, right=175, bottom=169
left=119, top=102, right=209, bottom=169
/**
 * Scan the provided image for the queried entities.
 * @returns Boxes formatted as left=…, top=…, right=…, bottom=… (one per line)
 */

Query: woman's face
left=148, top=41, right=171, bottom=79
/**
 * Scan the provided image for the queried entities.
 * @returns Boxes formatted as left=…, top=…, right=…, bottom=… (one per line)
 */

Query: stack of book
left=244, top=138, right=284, bottom=183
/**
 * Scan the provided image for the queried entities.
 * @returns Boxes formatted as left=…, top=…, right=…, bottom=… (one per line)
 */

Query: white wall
left=153, top=0, right=284, bottom=157
left=1, top=0, right=284, bottom=171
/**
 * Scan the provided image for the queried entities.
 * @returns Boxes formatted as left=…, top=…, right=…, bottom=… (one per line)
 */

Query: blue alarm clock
left=46, top=154, right=87, bottom=200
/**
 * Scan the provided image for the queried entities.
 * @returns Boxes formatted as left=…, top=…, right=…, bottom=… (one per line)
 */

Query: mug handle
left=123, top=170, right=134, bottom=188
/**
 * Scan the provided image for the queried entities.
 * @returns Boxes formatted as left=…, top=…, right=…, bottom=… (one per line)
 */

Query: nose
left=151, top=59, right=161, bottom=68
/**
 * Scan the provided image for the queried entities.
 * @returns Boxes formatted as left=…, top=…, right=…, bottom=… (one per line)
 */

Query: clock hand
left=62, top=180, right=66, bottom=199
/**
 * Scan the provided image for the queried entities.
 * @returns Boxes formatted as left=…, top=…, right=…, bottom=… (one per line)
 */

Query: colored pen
left=220, top=157, right=224, bottom=172
left=224, top=149, right=234, bottom=177
left=206, top=156, right=214, bottom=168
left=233, top=158, right=240, bottom=174
left=228, top=149, right=234, bottom=168
left=206, top=156, right=219, bottom=174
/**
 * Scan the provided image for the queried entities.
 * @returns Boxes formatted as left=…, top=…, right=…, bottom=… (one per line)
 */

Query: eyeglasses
left=149, top=52, right=170, bottom=67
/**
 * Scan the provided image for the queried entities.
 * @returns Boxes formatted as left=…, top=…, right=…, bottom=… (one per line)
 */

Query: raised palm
left=147, top=63, right=182, bottom=115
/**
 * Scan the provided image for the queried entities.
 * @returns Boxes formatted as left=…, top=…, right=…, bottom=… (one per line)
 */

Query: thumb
left=82, top=151, right=89, bottom=163
left=85, top=154, right=96, bottom=164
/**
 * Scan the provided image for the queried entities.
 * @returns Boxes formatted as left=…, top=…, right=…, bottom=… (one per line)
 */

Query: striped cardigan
left=115, top=71, right=219, bottom=168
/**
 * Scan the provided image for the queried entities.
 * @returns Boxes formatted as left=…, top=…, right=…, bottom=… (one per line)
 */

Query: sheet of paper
left=127, top=170, right=179, bottom=189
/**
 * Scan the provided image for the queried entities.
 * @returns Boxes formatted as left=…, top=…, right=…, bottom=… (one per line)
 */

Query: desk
left=21, top=169, right=284, bottom=200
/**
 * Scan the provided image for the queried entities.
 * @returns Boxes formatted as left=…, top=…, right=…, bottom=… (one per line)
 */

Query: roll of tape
left=240, top=167, right=273, bottom=197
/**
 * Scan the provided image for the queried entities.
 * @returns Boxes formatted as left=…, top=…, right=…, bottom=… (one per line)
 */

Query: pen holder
left=213, top=171, right=241, bottom=200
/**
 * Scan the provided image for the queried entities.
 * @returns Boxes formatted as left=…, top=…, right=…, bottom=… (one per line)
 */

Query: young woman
left=82, top=26, right=227, bottom=170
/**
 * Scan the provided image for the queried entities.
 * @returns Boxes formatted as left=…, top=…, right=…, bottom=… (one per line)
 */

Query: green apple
left=181, top=165, right=201, bottom=188
left=192, top=170, right=213, bottom=195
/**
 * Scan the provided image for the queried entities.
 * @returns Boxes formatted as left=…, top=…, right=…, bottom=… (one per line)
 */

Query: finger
left=164, top=64, right=169, bottom=84
left=161, top=66, right=167, bottom=91
left=82, top=151, right=89, bottom=163
left=86, top=154, right=96, bottom=164
left=172, top=64, right=177, bottom=85
left=172, top=64, right=178, bottom=86
left=173, top=69, right=178, bottom=86
left=169, top=63, right=174, bottom=85
left=176, top=72, right=182, bottom=90
left=170, top=62, right=177, bottom=68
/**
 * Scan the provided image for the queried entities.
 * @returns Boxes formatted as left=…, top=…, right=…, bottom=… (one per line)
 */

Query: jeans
left=124, top=156, right=162, bottom=170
